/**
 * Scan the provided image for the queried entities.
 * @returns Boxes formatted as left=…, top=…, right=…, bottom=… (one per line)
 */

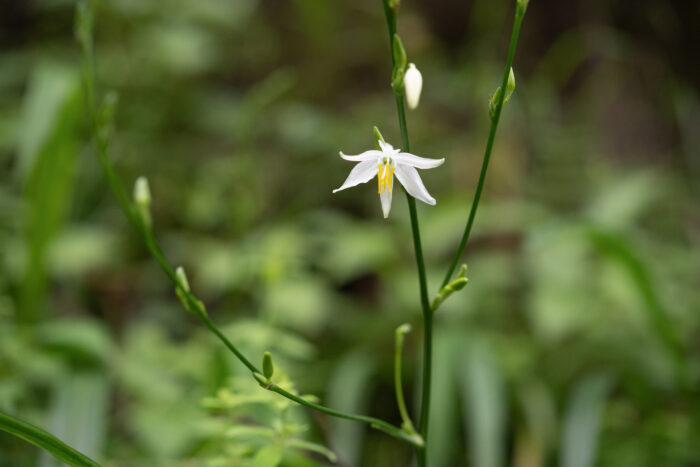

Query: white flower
left=333, top=140, right=444, bottom=218
left=404, top=63, right=423, bottom=109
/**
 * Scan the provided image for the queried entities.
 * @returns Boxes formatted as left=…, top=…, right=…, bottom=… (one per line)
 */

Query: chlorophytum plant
left=0, top=0, right=529, bottom=465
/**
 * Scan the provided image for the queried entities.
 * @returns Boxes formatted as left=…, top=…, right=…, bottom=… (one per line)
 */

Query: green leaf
left=587, top=229, right=687, bottom=384
left=459, top=340, right=506, bottom=467
left=326, top=350, right=374, bottom=466
left=426, top=331, right=461, bottom=467
left=252, top=444, right=283, bottom=467
left=560, top=373, right=613, bottom=467
left=0, top=411, right=100, bottom=467
left=40, top=372, right=109, bottom=467
left=18, top=61, right=82, bottom=323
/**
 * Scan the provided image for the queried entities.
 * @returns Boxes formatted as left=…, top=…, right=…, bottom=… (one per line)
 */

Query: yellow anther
left=378, top=163, right=383, bottom=193
left=387, top=166, right=395, bottom=193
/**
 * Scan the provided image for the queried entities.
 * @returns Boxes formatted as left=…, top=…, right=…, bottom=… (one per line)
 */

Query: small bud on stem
left=262, top=351, right=274, bottom=380
left=404, top=63, right=423, bottom=109
left=133, top=176, right=152, bottom=228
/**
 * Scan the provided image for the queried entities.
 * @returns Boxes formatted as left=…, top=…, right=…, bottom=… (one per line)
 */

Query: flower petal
left=394, top=152, right=444, bottom=169
left=378, top=140, right=399, bottom=154
left=394, top=164, right=436, bottom=205
left=380, top=188, right=393, bottom=218
left=339, top=149, right=381, bottom=162
left=332, top=160, right=379, bottom=193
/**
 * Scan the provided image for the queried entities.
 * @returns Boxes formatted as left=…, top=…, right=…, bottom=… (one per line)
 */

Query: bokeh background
left=1, top=0, right=699, bottom=466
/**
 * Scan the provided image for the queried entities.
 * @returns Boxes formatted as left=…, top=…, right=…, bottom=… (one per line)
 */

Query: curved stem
left=268, top=384, right=423, bottom=447
left=75, top=0, right=412, bottom=447
left=441, top=5, right=527, bottom=288
left=395, top=325, right=415, bottom=432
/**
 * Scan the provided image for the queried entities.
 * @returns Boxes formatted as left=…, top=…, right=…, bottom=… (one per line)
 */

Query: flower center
left=377, top=159, right=395, bottom=194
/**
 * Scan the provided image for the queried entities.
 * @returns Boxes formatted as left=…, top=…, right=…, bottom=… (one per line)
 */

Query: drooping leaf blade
left=0, top=411, right=100, bottom=467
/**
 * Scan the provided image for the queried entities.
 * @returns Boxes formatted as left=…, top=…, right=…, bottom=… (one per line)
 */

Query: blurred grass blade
left=560, top=373, right=613, bottom=467
left=40, top=372, right=109, bottom=467
left=18, top=62, right=82, bottom=323
left=426, top=330, right=460, bottom=467
left=0, top=411, right=100, bottom=467
left=326, top=350, right=374, bottom=466
left=459, top=340, right=506, bottom=467
left=588, top=229, right=688, bottom=384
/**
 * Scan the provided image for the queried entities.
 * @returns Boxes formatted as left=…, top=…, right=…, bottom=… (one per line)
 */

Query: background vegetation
left=1, top=0, right=698, bottom=465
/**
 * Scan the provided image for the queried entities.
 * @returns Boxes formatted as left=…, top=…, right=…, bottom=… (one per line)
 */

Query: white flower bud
left=133, top=176, right=152, bottom=228
left=403, top=63, right=423, bottom=110
left=133, top=176, right=151, bottom=206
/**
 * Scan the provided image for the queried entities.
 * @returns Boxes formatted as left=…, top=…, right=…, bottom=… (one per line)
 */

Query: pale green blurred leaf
left=39, top=319, right=112, bottom=368
left=40, top=372, right=108, bottom=466
left=252, top=444, right=282, bottom=467
left=48, top=225, right=118, bottom=278
left=327, top=350, right=374, bottom=466
left=460, top=340, right=506, bottom=467
left=560, top=373, right=613, bottom=467
left=426, top=331, right=461, bottom=467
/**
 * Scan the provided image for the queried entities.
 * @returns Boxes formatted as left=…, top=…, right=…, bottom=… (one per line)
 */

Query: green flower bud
left=505, top=67, right=516, bottom=103
left=373, top=126, right=386, bottom=150
left=431, top=264, right=469, bottom=311
left=489, top=86, right=502, bottom=120
left=262, top=351, right=274, bottom=380
left=174, top=266, right=206, bottom=316
left=175, top=266, right=190, bottom=292
left=392, top=34, right=407, bottom=73
left=517, top=0, right=530, bottom=16
left=396, top=323, right=412, bottom=337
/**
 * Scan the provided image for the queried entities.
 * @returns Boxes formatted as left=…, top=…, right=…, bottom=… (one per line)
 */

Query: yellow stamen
left=387, top=166, right=395, bottom=193
left=377, top=162, right=383, bottom=193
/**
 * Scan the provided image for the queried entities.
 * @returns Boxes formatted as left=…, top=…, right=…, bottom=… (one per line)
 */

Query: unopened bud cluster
left=391, top=34, right=423, bottom=110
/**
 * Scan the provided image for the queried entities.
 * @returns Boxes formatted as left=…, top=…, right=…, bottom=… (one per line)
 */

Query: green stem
left=382, top=2, right=433, bottom=464
left=394, top=324, right=415, bottom=432
left=0, top=412, right=100, bottom=467
left=441, top=4, right=527, bottom=288
left=76, top=0, right=413, bottom=447
left=268, top=385, right=423, bottom=448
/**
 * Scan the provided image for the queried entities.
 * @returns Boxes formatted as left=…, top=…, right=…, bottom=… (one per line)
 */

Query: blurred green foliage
left=1, top=0, right=699, bottom=466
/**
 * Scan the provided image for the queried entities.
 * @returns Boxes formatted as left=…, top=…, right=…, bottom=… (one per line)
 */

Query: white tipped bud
left=175, top=266, right=190, bottom=292
left=505, top=67, right=516, bottom=103
left=133, top=176, right=152, bottom=228
left=403, top=63, right=423, bottom=109
left=133, top=176, right=151, bottom=206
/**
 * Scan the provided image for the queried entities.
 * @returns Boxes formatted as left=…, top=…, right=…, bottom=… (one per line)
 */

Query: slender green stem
left=75, top=0, right=413, bottom=447
left=394, top=324, right=416, bottom=432
left=268, top=384, right=423, bottom=448
left=441, top=4, right=527, bottom=288
left=382, top=2, right=433, bottom=465
left=0, top=412, right=100, bottom=467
